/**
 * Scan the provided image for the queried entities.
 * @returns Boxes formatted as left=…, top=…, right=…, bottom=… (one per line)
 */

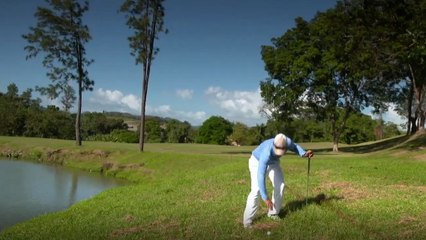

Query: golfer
left=243, top=133, right=313, bottom=228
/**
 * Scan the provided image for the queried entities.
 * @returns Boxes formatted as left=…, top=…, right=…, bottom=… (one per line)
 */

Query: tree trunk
left=330, top=113, right=339, bottom=152
left=408, top=64, right=424, bottom=133
left=76, top=78, right=82, bottom=146
left=406, top=77, right=414, bottom=135
left=139, top=73, right=148, bottom=152
left=75, top=42, right=83, bottom=146
left=411, top=113, right=418, bottom=134
left=333, top=142, right=339, bottom=152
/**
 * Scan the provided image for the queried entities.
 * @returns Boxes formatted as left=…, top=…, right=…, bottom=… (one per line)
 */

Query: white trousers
left=243, top=155, right=285, bottom=226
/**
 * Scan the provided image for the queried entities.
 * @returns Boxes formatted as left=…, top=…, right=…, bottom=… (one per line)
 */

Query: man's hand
left=264, top=199, right=273, bottom=210
left=304, top=149, right=314, bottom=158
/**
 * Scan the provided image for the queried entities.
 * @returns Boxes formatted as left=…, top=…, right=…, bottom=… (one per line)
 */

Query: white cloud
left=121, top=94, right=140, bottom=112
left=91, top=88, right=140, bottom=112
left=148, top=105, right=171, bottom=114
left=176, top=110, right=206, bottom=121
left=363, top=104, right=406, bottom=129
left=205, top=86, right=266, bottom=125
left=383, top=104, right=405, bottom=126
left=147, top=105, right=206, bottom=125
left=89, top=88, right=206, bottom=125
left=176, top=89, right=194, bottom=99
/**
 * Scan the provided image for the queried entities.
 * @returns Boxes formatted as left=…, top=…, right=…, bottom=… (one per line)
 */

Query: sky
left=0, top=0, right=405, bottom=127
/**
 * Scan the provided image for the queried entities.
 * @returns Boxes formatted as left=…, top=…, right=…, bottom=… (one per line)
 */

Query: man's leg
left=267, top=164, right=285, bottom=217
left=243, top=155, right=260, bottom=227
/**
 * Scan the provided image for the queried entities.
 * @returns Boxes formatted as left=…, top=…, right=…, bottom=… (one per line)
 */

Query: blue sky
left=0, top=0, right=405, bottom=127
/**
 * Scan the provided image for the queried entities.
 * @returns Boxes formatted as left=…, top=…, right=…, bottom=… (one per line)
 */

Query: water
left=0, top=159, right=125, bottom=231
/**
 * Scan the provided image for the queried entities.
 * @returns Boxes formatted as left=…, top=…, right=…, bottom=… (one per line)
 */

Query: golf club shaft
left=306, top=156, right=311, bottom=205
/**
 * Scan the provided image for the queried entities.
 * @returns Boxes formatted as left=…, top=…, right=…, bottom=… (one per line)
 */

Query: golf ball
left=267, top=231, right=271, bottom=235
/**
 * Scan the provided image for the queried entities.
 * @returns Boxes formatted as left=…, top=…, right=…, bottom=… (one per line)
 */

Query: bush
left=86, top=130, right=138, bottom=143
left=110, top=129, right=138, bottom=143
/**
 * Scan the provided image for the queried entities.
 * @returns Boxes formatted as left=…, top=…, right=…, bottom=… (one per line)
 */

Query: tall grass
left=0, top=135, right=425, bottom=239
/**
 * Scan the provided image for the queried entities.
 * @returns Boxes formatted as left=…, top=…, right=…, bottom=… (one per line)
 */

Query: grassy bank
left=0, top=135, right=425, bottom=239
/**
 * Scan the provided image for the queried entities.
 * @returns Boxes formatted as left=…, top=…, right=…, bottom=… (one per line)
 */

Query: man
left=243, top=133, right=313, bottom=228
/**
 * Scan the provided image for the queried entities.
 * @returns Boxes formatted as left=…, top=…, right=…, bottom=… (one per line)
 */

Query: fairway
left=0, top=134, right=425, bottom=239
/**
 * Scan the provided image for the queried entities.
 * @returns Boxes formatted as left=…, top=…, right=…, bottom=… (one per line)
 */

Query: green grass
left=0, top=134, right=425, bottom=239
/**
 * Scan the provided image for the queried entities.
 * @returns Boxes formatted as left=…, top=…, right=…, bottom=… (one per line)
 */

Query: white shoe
left=243, top=223, right=252, bottom=229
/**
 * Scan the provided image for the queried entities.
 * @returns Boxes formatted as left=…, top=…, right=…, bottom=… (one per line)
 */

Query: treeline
left=0, top=83, right=128, bottom=140
left=0, top=83, right=400, bottom=145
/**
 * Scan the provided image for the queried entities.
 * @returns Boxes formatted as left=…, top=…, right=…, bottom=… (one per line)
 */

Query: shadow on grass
left=279, top=193, right=342, bottom=218
left=338, top=135, right=410, bottom=153
left=394, top=131, right=426, bottom=150
left=222, top=151, right=252, bottom=155
left=223, top=133, right=424, bottom=155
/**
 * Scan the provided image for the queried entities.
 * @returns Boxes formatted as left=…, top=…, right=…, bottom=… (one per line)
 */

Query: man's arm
left=286, top=137, right=314, bottom=158
left=257, top=158, right=269, bottom=200
left=286, top=137, right=306, bottom=157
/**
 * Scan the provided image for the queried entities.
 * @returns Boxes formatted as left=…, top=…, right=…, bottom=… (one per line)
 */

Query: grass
left=0, top=133, right=425, bottom=239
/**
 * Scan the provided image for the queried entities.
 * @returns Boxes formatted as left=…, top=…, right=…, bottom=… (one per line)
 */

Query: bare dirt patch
left=0, top=147, right=23, bottom=158
left=319, top=182, right=370, bottom=201
left=110, top=225, right=143, bottom=238
left=200, top=186, right=224, bottom=202
left=110, top=218, right=180, bottom=238
left=390, top=150, right=409, bottom=157
left=413, top=154, right=426, bottom=162
left=316, top=170, right=332, bottom=178
left=252, top=222, right=280, bottom=230
left=397, top=213, right=426, bottom=239
left=235, top=179, right=247, bottom=185
left=122, top=214, right=136, bottom=222
left=392, top=150, right=426, bottom=162
left=117, top=163, right=145, bottom=170
left=391, top=184, right=426, bottom=193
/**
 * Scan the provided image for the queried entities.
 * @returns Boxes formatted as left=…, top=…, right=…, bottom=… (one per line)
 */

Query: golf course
left=0, top=133, right=425, bottom=240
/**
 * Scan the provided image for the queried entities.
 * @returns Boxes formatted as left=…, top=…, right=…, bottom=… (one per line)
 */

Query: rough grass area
left=0, top=133, right=425, bottom=240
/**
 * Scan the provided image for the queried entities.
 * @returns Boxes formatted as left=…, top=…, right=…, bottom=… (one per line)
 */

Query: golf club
left=305, top=155, right=311, bottom=205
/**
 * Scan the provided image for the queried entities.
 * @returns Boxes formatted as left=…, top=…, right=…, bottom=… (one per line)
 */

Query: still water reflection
left=0, top=159, right=125, bottom=231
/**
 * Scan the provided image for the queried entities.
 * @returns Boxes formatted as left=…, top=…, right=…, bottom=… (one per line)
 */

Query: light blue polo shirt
left=252, top=137, right=306, bottom=200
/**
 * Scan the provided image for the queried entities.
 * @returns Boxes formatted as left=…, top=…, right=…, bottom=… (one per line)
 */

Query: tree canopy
left=260, top=0, right=425, bottom=151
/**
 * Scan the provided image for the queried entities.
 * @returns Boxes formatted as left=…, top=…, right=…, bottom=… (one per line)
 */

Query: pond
left=0, top=159, right=125, bottom=231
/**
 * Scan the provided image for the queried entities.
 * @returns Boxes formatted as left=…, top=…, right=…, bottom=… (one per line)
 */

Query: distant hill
left=102, top=111, right=198, bottom=131
left=102, top=111, right=139, bottom=120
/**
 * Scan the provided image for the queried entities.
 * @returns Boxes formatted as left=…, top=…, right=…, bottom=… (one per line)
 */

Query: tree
left=23, top=0, right=94, bottom=146
left=0, top=84, right=29, bottom=136
left=353, top=0, right=426, bottom=133
left=80, top=112, right=127, bottom=139
left=120, top=0, right=166, bottom=151
left=340, top=111, right=375, bottom=144
left=166, top=119, right=191, bottom=143
left=144, top=118, right=165, bottom=143
left=260, top=3, right=397, bottom=151
left=228, top=122, right=264, bottom=146
left=391, top=0, right=426, bottom=132
left=383, top=122, right=401, bottom=138
left=197, top=116, right=233, bottom=145
left=35, top=83, right=76, bottom=112
left=25, top=105, right=74, bottom=139
left=228, top=122, right=250, bottom=146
